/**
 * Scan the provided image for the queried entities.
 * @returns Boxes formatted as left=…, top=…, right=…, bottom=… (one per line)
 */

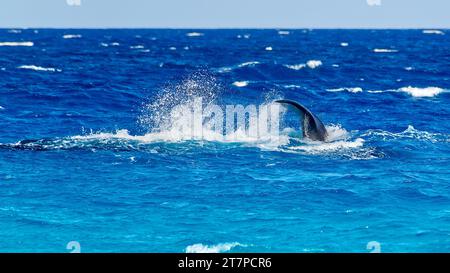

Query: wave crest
left=185, top=242, right=244, bottom=253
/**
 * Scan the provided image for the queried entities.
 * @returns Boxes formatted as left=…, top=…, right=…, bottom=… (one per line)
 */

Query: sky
left=0, top=0, right=449, bottom=28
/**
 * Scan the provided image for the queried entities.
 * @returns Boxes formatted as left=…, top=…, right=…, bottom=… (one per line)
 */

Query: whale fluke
left=275, top=99, right=328, bottom=141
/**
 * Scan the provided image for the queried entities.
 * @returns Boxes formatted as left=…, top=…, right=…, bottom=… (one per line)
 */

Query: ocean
left=0, top=29, right=449, bottom=252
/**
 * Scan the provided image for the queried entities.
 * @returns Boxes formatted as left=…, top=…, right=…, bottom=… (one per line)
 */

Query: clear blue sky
left=0, top=0, right=449, bottom=28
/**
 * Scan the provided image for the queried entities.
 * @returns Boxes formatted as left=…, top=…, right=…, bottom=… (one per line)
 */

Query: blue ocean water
left=0, top=29, right=449, bottom=253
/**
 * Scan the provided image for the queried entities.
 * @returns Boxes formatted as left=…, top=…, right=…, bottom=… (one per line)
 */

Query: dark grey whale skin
left=275, top=99, right=328, bottom=141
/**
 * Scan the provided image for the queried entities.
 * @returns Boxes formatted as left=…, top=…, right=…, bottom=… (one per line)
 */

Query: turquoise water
left=0, top=29, right=449, bottom=252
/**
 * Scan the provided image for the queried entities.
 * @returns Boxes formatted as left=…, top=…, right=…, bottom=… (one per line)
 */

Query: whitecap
left=239, top=61, right=260, bottom=67
left=8, top=29, right=22, bottom=34
left=284, top=60, right=322, bottom=70
left=62, top=34, right=82, bottom=39
left=0, top=41, right=33, bottom=47
left=217, top=61, right=260, bottom=73
left=284, top=64, right=306, bottom=70
left=340, top=42, right=349, bottom=47
left=291, top=138, right=365, bottom=153
left=283, top=84, right=301, bottom=89
left=186, top=32, right=204, bottom=37
left=422, top=30, right=444, bottom=35
left=278, top=30, right=290, bottom=35
left=265, top=46, right=273, bottom=51
left=306, top=60, right=322, bottom=69
left=18, top=65, right=61, bottom=72
left=361, top=125, right=448, bottom=143
left=130, top=45, right=144, bottom=49
left=327, top=87, right=362, bottom=93
left=232, top=81, right=248, bottom=87
left=0, top=106, right=4, bottom=110
left=373, top=48, right=398, bottom=53
left=185, top=242, right=244, bottom=253
left=397, top=86, right=444, bottom=97
left=169, top=46, right=177, bottom=50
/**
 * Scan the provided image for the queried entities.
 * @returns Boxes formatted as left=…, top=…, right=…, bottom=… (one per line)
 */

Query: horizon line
left=1, top=27, right=449, bottom=30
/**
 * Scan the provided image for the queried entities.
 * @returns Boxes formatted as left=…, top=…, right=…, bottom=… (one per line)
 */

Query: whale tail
left=275, top=99, right=328, bottom=141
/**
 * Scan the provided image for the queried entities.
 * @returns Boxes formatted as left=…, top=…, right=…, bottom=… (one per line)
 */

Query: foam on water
left=185, top=242, right=244, bottom=253
left=284, top=60, right=322, bottom=70
left=130, top=45, right=145, bottom=49
left=306, top=60, right=322, bottom=69
left=62, top=34, right=82, bottom=39
left=327, top=87, right=363, bottom=93
left=186, top=32, right=204, bottom=37
left=373, top=48, right=398, bottom=53
left=0, top=41, right=34, bottom=47
left=278, top=30, right=290, bottom=35
left=284, top=64, right=306, bottom=70
left=397, top=86, right=445, bottom=97
left=361, top=125, right=449, bottom=143
left=422, top=30, right=445, bottom=35
left=232, top=81, right=249, bottom=87
left=284, top=125, right=375, bottom=159
left=216, top=61, right=260, bottom=73
left=18, top=65, right=61, bottom=72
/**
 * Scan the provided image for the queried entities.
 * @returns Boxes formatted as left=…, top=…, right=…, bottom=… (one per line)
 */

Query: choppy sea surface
left=0, top=29, right=449, bottom=253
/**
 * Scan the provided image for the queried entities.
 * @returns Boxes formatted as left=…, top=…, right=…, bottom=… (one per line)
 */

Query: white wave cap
left=265, top=46, right=273, bottom=51
left=373, top=48, right=398, bottom=53
left=232, top=81, right=249, bottom=87
left=422, top=30, right=445, bottom=35
left=398, top=86, right=444, bottom=97
left=239, top=61, right=260, bottom=68
left=306, top=60, right=322, bottom=69
left=340, top=42, right=349, bottom=47
left=361, top=125, right=448, bottom=143
left=284, top=60, right=322, bottom=70
left=278, top=30, right=290, bottom=35
left=284, top=64, right=306, bottom=70
left=63, top=34, right=82, bottom=39
left=185, top=242, right=244, bottom=253
left=18, top=65, right=61, bottom=72
left=217, top=61, right=260, bottom=73
left=186, top=32, right=204, bottom=37
left=327, top=87, right=363, bottom=93
left=0, top=41, right=34, bottom=47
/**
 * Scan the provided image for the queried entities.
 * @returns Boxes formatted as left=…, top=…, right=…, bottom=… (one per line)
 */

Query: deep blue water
left=0, top=29, right=449, bottom=253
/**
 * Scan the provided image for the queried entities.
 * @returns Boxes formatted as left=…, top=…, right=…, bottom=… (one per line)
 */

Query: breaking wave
left=185, top=242, right=245, bottom=253
left=18, top=65, right=61, bottom=72
left=397, top=86, right=445, bottom=98
left=0, top=41, right=34, bottom=47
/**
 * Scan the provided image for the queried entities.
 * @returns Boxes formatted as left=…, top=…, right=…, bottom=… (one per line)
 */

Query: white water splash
left=185, top=242, right=244, bottom=253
